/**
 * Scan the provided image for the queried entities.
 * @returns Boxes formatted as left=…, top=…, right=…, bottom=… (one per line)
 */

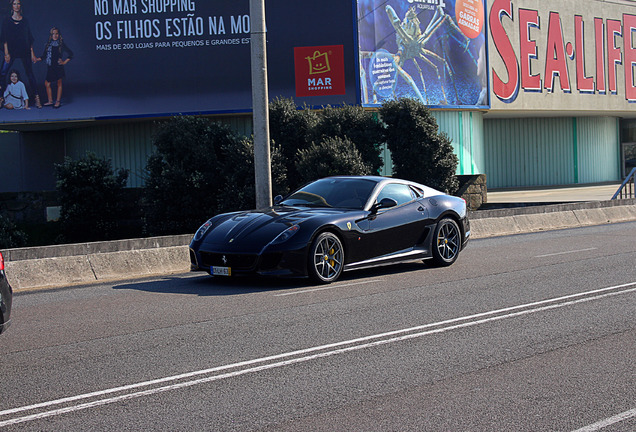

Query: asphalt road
left=1, top=222, right=635, bottom=431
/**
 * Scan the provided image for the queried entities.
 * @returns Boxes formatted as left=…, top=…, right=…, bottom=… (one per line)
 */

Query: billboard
left=357, top=0, right=489, bottom=108
left=0, top=0, right=358, bottom=126
left=488, top=0, right=636, bottom=114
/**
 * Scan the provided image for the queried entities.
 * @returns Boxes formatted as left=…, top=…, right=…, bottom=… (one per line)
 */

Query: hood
left=200, top=205, right=352, bottom=251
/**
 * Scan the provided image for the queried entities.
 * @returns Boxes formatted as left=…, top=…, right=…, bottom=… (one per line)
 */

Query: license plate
left=211, top=266, right=231, bottom=276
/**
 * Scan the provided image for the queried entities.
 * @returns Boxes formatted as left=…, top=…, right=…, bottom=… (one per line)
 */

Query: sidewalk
left=487, top=183, right=622, bottom=204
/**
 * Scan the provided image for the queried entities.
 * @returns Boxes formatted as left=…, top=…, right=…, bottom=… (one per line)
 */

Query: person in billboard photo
left=37, top=26, right=72, bottom=108
left=0, top=0, right=42, bottom=108
left=3, top=69, right=29, bottom=109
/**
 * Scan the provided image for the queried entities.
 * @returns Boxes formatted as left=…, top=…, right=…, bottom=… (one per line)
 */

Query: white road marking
left=2, top=282, right=635, bottom=427
left=274, top=279, right=383, bottom=296
left=534, top=247, right=597, bottom=258
left=571, top=408, right=636, bottom=431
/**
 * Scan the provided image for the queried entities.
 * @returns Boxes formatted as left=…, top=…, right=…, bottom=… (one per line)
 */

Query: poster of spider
left=357, top=0, right=489, bottom=108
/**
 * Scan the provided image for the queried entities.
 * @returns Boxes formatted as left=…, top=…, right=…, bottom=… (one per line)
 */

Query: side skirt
left=344, top=247, right=431, bottom=272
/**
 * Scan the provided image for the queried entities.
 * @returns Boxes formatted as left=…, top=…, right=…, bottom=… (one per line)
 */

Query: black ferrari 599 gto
left=190, top=176, right=470, bottom=284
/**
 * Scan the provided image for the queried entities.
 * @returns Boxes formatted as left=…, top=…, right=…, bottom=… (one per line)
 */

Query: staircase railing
left=612, top=167, right=636, bottom=199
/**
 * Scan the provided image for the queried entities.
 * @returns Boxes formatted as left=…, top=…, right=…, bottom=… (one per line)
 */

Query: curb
left=3, top=200, right=636, bottom=291
left=4, top=235, right=193, bottom=292
left=468, top=199, right=636, bottom=238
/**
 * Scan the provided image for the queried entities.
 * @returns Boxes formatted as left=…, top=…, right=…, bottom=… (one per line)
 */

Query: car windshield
left=281, top=178, right=377, bottom=209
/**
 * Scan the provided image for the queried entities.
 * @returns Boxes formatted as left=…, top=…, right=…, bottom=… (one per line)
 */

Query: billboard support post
left=250, top=0, right=272, bottom=209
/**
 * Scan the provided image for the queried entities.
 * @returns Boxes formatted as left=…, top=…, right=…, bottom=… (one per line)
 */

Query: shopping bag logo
left=306, top=50, right=331, bottom=75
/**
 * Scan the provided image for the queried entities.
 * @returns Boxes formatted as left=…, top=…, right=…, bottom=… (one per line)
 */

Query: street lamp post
left=250, top=0, right=272, bottom=209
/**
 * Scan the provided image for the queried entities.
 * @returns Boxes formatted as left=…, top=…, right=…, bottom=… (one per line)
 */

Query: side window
left=411, top=186, right=424, bottom=198
left=376, top=183, right=415, bottom=206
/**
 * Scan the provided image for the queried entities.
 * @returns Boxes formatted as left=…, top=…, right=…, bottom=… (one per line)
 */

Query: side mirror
left=371, top=197, right=398, bottom=213
left=274, top=195, right=284, bottom=205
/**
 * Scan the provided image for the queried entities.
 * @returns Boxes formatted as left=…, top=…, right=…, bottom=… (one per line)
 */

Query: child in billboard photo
left=3, top=69, right=29, bottom=109
left=37, top=26, right=73, bottom=108
left=0, top=0, right=42, bottom=108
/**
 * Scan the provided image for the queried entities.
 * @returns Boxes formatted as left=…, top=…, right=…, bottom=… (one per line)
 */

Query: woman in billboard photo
left=3, top=69, right=29, bottom=109
left=0, top=0, right=41, bottom=108
left=37, top=26, right=73, bottom=108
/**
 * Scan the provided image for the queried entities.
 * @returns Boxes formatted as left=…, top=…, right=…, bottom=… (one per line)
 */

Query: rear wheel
left=308, top=232, right=344, bottom=283
left=431, top=218, right=461, bottom=266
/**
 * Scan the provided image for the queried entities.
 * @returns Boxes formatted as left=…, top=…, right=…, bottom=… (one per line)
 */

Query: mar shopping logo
left=294, top=45, right=346, bottom=97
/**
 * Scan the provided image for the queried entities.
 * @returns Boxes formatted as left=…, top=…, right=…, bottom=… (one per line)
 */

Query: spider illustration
left=361, top=5, right=477, bottom=105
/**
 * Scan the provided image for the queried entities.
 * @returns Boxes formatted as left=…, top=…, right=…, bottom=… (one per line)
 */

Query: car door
left=355, top=183, right=429, bottom=261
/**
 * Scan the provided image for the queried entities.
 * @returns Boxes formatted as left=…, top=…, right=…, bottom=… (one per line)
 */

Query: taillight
left=0, top=252, right=4, bottom=271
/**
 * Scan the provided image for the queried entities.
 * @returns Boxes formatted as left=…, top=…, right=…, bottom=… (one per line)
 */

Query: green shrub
left=295, top=137, right=372, bottom=185
left=313, top=104, right=384, bottom=174
left=379, top=98, right=459, bottom=194
left=55, top=152, right=129, bottom=243
left=0, top=214, right=27, bottom=249
left=217, top=138, right=288, bottom=213
left=268, top=97, right=319, bottom=190
left=144, top=116, right=240, bottom=236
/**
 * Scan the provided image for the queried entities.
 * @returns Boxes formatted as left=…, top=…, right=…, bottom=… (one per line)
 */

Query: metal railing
left=612, top=167, right=636, bottom=199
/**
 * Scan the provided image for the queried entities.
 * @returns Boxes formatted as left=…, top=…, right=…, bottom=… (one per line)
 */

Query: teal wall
left=61, top=112, right=619, bottom=191
left=63, top=111, right=487, bottom=184
left=66, top=122, right=157, bottom=188
left=432, top=110, right=485, bottom=176
left=65, top=116, right=253, bottom=188
left=576, top=117, right=621, bottom=184
left=380, top=110, right=486, bottom=177
left=483, top=117, right=620, bottom=188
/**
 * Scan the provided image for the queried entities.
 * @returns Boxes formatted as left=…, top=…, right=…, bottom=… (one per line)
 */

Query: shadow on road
left=111, top=261, right=434, bottom=296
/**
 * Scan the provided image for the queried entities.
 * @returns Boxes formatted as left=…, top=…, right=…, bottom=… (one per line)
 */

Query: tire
left=431, top=218, right=461, bottom=266
left=308, top=232, right=344, bottom=283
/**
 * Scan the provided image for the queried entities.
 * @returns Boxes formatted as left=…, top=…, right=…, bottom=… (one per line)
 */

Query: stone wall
left=456, top=174, right=487, bottom=210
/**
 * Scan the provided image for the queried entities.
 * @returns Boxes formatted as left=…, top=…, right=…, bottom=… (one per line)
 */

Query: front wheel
left=308, top=232, right=344, bottom=284
left=431, top=218, right=461, bottom=266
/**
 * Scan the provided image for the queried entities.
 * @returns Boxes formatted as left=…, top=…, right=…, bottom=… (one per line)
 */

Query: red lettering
left=607, top=19, right=622, bottom=94
left=595, top=18, right=606, bottom=94
left=624, top=14, right=636, bottom=102
left=519, top=9, right=541, bottom=91
left=575, top=15, right=594, bottom=93
left=490, top=0, right=519, bottom=102
left=544, top=12, right=571, bottom=92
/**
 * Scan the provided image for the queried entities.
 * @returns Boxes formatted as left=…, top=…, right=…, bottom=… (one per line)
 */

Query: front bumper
left=190, top=246, right=309, bottom=278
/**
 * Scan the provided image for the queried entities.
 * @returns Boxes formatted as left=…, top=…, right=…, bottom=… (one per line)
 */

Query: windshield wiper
left=301, top=203, right=331, bottom=208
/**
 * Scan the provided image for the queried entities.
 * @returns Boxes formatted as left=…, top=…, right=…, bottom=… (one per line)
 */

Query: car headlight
left=269, top=225, right=300, bottom=246
left=193, top=219, right=214, bottom=241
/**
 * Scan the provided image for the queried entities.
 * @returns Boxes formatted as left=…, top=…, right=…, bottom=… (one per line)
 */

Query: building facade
left=0, top=0, right=634, bottom=194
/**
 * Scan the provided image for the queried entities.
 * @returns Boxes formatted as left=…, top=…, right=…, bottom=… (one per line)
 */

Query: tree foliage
left=216, top=138, right=288, bottom=213
left=268, top=97, right=319, bottom=189
left=379, top=98, right=459, bottom=194
left=295, top=137, right=372, bottom=185
left=0, top=214, right=27, bottom=249
left=144, top=116, right=237, bottom=235
left=270, top=98, right=385, bottom=190
left=55, top=152, right=129, bottom=242
left=313, top=104, right=384, bottom=175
